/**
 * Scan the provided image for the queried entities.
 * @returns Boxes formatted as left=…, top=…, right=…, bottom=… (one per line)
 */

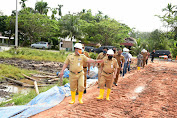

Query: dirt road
left=33, top=60, right=177, bottom=118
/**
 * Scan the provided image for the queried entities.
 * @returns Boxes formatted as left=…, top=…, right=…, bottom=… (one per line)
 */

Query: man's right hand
left=59, top=71, right=64, bottom=78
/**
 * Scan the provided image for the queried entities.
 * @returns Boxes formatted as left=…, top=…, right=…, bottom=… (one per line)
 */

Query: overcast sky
left=0, top=0, right=176, bottom=32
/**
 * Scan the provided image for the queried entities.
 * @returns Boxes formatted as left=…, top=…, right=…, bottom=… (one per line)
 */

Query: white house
left=0, top=33, right=14, bottom=45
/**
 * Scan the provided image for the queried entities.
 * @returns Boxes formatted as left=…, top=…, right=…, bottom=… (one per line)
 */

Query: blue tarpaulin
left=0, top=66, right=98, bottom=118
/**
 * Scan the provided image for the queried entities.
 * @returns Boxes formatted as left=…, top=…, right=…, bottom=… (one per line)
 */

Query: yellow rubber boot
left=96, top=89, right=104, bottom=99
left=78, top=92, right=84, bottom=104
left=69, top=91, right=75, bottom=104
left=106, top=89, right=111, bottom=101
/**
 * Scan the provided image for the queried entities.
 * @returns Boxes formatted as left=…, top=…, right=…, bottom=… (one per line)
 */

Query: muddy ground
left=0, top=58, right=64, bottom=103
left=0, top=58, right=64, bottom=74
left=33, top=60, right=177, bottom=118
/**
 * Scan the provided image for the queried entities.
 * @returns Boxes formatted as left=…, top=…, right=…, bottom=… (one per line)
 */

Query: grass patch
left=0, top=64, right=37, bottom=81
left=0, top=48, right=71, bottom=62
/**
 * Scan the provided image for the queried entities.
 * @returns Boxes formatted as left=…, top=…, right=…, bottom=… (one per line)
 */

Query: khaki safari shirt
left=64, top=53, right=88, bottom=73
left=141, top=52, right=147, bottom=60
left=83, top=51, right=90, bottom=67
left=97, top=52, right=106, bottom=68
left=101, top=56, right=119, bottom=74
left=113, top=53, right=124, bottom=67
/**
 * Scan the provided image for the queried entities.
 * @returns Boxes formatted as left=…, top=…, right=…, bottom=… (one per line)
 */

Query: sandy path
left=32, top=61, right=177, bottom=118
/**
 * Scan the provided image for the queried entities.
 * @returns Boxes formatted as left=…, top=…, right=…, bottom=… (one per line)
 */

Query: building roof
left=120, top=37, right=137, bottom=46
left=0, top=36, right=14, bottom=39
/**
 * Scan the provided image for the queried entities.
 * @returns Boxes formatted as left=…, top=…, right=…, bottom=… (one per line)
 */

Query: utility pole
left=15, top=0, right=18, bottom=47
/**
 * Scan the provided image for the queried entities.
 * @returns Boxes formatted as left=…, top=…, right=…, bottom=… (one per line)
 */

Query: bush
left=89, top=52, right=98, bottom=59
left=171, top=47, right=177, bottom=58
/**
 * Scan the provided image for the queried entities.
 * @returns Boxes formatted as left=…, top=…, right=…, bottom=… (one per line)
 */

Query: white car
left=31, top=42, right=51, bottom=49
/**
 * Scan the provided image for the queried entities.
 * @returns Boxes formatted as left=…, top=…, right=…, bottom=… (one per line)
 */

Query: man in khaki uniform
left=96, top=47, right=108, bottom=88
left=141, top=49, right=147, bottom=68
left=96, top=49, right=118, bottom=101
left=60, top=43, right=103, bottom=104
left=82, top=44, right=90, bottom=93
left=113, top=49, right=124, bottom=86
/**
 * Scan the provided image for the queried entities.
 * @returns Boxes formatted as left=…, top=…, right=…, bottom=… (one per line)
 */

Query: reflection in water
left=0, top=84, right=32, bottom=103
left=3, top=84, right=32, bottom=94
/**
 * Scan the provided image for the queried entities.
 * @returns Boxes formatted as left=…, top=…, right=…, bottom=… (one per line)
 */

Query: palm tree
left=59, top=14, right=82, bottom=41
left=19, top=0, right=27, bottom=9
left=57, top=4, right=63, bottom=18
left=51, top=8, right=57, bottom=20
left=162, top=3, right=176, bottom=17
left=35, top=0, right=49, bottom=15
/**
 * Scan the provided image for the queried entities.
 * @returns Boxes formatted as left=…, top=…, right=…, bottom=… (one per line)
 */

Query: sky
left=0, top=0, right=177, bottom=32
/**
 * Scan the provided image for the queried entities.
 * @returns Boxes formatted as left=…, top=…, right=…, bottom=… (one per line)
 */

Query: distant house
left=120, top=37, right=137, bottom=48
left=59, top=36, right=80, bottom=51
left=0, top=33, right=14, bottom=45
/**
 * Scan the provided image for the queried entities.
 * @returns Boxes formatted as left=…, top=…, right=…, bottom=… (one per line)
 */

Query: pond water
left=0, top=84, right=32, bottom=103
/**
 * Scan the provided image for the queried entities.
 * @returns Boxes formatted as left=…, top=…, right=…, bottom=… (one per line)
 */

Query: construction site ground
left=31, top=60, right=177, bottom=118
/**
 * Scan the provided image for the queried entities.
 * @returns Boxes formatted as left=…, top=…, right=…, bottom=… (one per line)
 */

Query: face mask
left=103, top=50, right=107, bottom=54
left=78, top=49, right=82, bottom=55
left=113, top=50, right=116, bottom=53
left=82, top=49, right=84, bottom=53
left=108, top=55, right=113, bottom=60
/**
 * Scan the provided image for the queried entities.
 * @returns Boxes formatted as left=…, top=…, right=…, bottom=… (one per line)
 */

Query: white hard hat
left=141, top=49, right=147, bottom=53
left=107, top=49, right=114, bottom=55
left=123, top=48, right=129, bottom=52
left=74, top=43, right=82, bottom=49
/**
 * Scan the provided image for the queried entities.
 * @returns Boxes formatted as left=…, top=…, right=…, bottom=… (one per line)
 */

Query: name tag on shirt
left=78, top=63, right=80, bottom=66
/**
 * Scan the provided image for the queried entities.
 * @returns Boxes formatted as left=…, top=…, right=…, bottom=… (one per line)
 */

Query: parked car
left=92, top=46, right=116, bottom=53
left=151, top=50, right=170, bottom=57
left=85, top=46, right=94, bottom=52
left=31, top=42, right=51, bottom=49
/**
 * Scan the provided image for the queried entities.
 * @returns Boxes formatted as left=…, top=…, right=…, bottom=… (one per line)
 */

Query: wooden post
left=34, top=81, right=39, bottom=95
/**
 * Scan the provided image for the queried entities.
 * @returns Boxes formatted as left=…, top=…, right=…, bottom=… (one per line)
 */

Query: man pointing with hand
left=60, top=43, right=103, bottom=104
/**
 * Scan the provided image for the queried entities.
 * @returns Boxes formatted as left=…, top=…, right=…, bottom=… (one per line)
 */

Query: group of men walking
left=137, top=49, right=155, bottom=70
left=60, top=43, right=135, bottom=104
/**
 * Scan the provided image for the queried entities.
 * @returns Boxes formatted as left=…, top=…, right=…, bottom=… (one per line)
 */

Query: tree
left=156, top=3, right=177, bottom=40
left=57, top=4, right=63, bottom=18
left=80, top=19, right=130, bottom=46
left=59, top=13, right=83, bottom=41
left=16, top=10, right=60, bottom=46
left=51, top=8, right=57, bottom=20
left=19, top=0, right=27, bottom=9
left=0, top=15, right=8, bottom=35
left=35, top=0, right=49, bottom=15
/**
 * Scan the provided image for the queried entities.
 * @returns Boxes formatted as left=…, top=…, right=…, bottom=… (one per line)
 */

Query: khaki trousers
left=84, top=68, right=87, bottom=88
left=143, top=59, right=146, bottom=68
left=69, top=71, right=84, bottom=92
left=114, top=67, right=121, bottom=84
left=100, top=72, right=114, bottom=89
left=98, top=67, right=101, bottom=87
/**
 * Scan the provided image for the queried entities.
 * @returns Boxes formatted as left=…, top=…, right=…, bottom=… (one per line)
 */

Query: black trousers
left=146, top=59, right=148, bottom=65
left=151, top=57, right=154, bottom=62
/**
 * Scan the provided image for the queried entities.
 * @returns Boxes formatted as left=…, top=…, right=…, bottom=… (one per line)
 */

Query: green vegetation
left=89, top=52, right=98, bottom=59
left=0, top=79, right=70, bottom=107
left=0, top=63, right=37, bottom=81
left=130, top=3, right=177, bottom=58
left=0, top=0, right=130, bottom=48
left=0, top=85, right=56, bottom=107
left=0, top=48, right=70, bottom=62
left=61, top=78, right=69, bottom=85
